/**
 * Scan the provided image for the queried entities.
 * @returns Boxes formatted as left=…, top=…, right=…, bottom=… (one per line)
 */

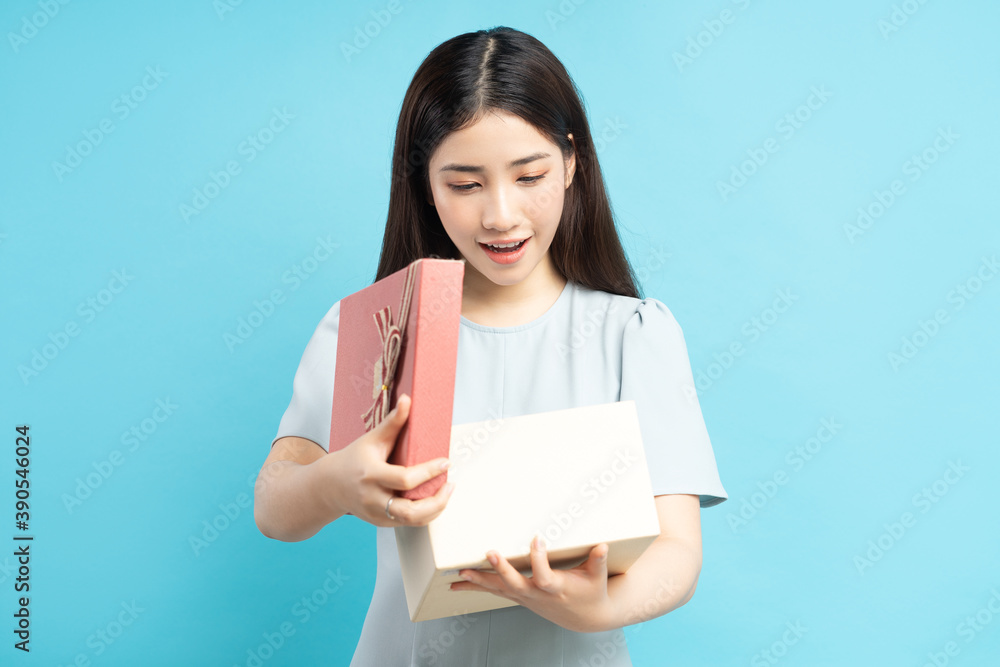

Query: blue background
left=2, top=1, right=998, bottom=665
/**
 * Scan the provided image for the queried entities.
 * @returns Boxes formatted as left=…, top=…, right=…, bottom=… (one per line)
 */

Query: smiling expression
left=426, top=110, right=576, bottom=288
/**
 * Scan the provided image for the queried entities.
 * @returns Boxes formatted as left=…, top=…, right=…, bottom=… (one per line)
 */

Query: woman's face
left=426, top=110, right=575, bottom=289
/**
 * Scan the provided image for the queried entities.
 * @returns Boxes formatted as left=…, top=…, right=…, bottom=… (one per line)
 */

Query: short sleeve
left=620, top=298, right=728, bottom=508
left=271, top=300, right=341, bottom=453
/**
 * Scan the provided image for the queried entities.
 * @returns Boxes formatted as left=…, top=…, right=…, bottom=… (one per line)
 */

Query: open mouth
left=479, top=238, right=530, bottom=264
left=481, top=240, right=526, bottom=253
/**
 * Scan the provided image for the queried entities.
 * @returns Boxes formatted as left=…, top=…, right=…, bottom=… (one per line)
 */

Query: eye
left=446, top=173, right=546, bottom=193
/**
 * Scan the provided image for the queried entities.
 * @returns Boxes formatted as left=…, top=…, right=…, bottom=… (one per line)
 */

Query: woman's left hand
left=449, top=535, right=615, bottom=634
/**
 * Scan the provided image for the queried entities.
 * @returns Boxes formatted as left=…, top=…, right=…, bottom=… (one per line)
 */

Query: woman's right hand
left=316, top=393, right=455, bottom=527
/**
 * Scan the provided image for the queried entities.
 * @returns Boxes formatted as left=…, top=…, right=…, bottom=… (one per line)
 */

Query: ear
left=564, top=133, right=577, bottom=189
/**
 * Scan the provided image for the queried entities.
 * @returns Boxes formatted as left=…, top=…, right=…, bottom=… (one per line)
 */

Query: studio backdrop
left=2, top=1, right=997, bottom=665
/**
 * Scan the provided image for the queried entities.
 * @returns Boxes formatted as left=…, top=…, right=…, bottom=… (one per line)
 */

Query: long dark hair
left=374, top=26, right=641, bottom=299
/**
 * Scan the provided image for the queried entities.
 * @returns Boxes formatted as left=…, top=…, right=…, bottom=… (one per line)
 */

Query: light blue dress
left=271, top=279, right=728, bottom=666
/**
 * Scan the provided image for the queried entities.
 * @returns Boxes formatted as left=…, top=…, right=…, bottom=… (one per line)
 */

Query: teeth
left=486, top=240, right=523, bottom=249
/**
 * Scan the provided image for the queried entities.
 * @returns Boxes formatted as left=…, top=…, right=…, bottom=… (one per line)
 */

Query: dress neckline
left=459, top=280, right=573, bottom=334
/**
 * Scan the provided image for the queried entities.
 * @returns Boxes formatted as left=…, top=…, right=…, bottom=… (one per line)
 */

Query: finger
left=375, top=394, right=411, bottom=450
left=378, top=456, right=451, bottom=492
left=412, top=475, right=458, bottom=524
left=528, top=534, right=557, bottom=592
left=487, top=551, right=529, bottom=596
left=372, top=495, right=399, bottom=528
left=450, top=577, right=511, bottom=599
left=455, top=563, right=503, bottom=593
left=380, top=481, right=455, bottom=526
left=584, top=543, right=610, bottom=578
left=450, top=579, right=490, bottom=593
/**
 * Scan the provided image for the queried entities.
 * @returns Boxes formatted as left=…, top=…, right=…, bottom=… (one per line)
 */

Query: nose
left=481, top=184, right=518, bottom=233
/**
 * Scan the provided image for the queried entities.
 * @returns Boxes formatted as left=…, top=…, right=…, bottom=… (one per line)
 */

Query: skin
left=426, top=109, right=575, bottom=328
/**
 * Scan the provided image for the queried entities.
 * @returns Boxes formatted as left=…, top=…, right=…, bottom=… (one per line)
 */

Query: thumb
left=586, top=543, right=609, bottom=575
left=376, top=394, right=411, bottom=445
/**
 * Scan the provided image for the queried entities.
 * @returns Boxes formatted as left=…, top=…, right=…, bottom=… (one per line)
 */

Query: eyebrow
left=437, top=151, right=551, bottom=173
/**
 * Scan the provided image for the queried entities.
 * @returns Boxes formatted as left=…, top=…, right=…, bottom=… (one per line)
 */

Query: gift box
left=330, top=258, right=465, bottom=500
left=394, top=399, right=662, bottom=622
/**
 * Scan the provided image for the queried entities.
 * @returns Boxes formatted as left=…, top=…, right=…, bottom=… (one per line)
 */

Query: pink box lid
left=331, top=258, right=464, bottom=500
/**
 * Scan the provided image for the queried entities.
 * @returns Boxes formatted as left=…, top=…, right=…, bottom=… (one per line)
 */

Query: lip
left=480, top=237, right=529, bottom=245
left=479, top=237, right=530, bottom=265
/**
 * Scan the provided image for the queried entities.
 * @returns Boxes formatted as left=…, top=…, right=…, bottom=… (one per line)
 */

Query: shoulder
left=297, top=299, right=342, bottom=364
left=312, top=299, right=342, bottom=336
left=569, top=282, right=682, bottom=334
left=324, top=299, right=342, bottom=327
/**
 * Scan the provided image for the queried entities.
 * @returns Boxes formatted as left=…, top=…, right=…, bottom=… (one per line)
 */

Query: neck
left=460, top=255, right=567, bottom=325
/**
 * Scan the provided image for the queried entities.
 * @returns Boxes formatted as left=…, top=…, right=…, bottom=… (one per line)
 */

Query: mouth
left=479, top=237, right=530, bottom=264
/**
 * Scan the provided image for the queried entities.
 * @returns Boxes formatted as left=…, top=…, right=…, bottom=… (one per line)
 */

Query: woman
left=255, top=25, right=727, bottom=666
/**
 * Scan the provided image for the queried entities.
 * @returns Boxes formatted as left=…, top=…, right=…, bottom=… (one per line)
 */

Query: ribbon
left=361, top=263, right=418, bottom=432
